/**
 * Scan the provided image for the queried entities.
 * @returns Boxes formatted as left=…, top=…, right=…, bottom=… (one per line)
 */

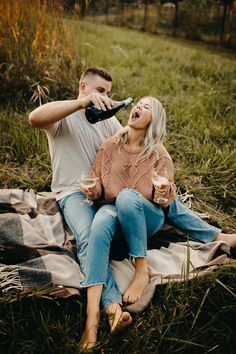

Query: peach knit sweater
left=89, top=137, right=176, bottom=206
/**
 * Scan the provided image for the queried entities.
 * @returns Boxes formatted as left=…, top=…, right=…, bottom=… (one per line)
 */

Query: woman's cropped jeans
left=80, top=189, right=220, bottom=307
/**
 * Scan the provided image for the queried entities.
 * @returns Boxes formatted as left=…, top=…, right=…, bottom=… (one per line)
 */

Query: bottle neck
left=123, top=97, right=133, bottom=107
left=113, top=97, right=133, bottom=109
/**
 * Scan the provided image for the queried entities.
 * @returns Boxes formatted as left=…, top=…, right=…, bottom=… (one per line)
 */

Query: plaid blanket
left=0, top=189, right=83, bottom=297
left=0, top=189, right=235, bottom=311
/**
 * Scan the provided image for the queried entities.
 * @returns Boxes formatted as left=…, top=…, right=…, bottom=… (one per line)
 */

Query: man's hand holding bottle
left=78, top=93, right=113, bottom=111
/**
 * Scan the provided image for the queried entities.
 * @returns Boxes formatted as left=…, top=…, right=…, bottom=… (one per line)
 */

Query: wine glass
left=78, top=172, right=97, bottom=206
left=151, top=168, right=169, bottom=204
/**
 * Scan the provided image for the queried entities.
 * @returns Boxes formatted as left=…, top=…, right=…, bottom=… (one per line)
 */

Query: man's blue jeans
left=81, top=189, right=220, bottom=298
left=58, top=191, right=122, bottom=309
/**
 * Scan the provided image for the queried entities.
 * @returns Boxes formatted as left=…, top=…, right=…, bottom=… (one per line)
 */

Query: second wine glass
left=151, top=168, right=169, bottom=204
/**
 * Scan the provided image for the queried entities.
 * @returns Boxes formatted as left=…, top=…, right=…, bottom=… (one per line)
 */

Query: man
left=29, top=67, right=133, bottom=348
left=29, top=65, right=123, bottom=263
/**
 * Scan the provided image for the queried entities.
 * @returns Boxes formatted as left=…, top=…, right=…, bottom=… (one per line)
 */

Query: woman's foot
left=215, top=233, right=236, bottom=248
left=106, top=303, right=132, bottom=333
left=123, top=270, right=150, bottom=303
left=80, top=314, right=99, bottom=352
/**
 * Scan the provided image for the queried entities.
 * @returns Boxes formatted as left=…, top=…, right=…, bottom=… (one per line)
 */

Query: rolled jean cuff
left=129, top=253, right=147, bottom=259
left=80, top=280, right=106, bottom=289
left=189, top=228, right=221, bottom=243
left=208, top=228, right=221, bottom=242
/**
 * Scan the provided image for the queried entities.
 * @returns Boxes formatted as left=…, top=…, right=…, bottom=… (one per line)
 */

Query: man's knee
left=94, top=205, right=118, bottom=221
left=90, top=206, right=117, bottom=241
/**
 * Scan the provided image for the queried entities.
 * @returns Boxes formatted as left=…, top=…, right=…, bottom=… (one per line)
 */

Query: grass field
left=1, top=16, right=236, bottom=354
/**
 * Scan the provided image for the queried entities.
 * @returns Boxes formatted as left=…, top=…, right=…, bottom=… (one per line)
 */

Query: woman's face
left=128, top=97, right=152, bottom=130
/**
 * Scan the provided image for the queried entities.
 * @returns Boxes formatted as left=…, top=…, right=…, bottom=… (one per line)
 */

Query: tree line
left=71, top=0, right=236, bottom=48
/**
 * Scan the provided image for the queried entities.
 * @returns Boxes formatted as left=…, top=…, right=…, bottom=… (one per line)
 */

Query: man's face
left=80, top=74, right=112, bottom=98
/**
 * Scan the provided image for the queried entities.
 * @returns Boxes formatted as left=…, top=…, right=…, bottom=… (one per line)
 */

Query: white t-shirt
left=44, top=110, right=122, bottom=200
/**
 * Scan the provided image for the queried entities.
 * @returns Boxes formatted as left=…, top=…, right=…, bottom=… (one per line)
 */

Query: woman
left=79, top=96, right=236, bottom=351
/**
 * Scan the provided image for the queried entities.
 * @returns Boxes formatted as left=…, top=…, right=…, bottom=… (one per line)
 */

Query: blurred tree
left=143, top=0, right=149, bottom=30
left=141, top=0, right=158, bottom=31
left=104, top=0, right=109, bottom=16
left=63, top=0, right=76, bottom=13
left=214, top=0, right=234, bottom=43
left=77, top=0, right=91, bottom=17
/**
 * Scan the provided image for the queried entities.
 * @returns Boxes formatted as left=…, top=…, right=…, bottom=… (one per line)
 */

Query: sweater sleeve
left=88, top=146, right=104, bottom=200
left=153, top=154, right=176, bottom=207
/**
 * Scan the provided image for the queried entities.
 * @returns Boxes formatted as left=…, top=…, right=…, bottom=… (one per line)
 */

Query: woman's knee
left=116, top=189, right=141, bottom=212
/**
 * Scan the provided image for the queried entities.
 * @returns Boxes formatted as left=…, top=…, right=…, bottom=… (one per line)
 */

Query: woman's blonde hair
left=116, top=96, right=166, bottom=160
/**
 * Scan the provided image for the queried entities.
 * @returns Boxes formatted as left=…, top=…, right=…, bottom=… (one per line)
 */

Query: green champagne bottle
left=85, top=97, right=133, bottom=124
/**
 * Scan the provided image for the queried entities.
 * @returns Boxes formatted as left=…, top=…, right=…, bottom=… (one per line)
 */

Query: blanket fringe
left=0, top=265, right=22, bottom=293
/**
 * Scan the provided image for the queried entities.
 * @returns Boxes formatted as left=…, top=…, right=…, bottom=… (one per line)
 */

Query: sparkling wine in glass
left=78, top=173, right=97, bottom=206
left=151, top=169, right=169, bottom=204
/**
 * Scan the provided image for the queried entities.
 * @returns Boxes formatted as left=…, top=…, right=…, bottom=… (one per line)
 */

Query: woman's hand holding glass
left=151, top=168, right=170, bottom=204
left=77, top=172, right=97, bottom=206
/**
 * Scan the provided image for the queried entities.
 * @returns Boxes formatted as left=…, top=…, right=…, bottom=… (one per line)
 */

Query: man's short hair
left=81, top=66, right=112, bottom=82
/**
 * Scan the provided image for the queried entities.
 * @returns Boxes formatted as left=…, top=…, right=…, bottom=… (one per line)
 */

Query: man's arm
left=28, top=99, right=84, bottom=129
left=29, top=94, right=113, bottom=129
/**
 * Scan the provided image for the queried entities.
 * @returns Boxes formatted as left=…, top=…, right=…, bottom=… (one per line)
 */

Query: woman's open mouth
left=130, top=110, right=141, bottom=121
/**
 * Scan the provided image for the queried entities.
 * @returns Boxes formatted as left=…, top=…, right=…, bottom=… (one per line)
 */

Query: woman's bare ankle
left=214, top=232, right=236, bottom=248
left=123, top=269, right=150, bottom=303
left=134, top=257, right=148, bottom=272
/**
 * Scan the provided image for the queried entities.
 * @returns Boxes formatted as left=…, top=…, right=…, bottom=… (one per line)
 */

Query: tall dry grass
left=0, top=0, right=80, bottom=109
